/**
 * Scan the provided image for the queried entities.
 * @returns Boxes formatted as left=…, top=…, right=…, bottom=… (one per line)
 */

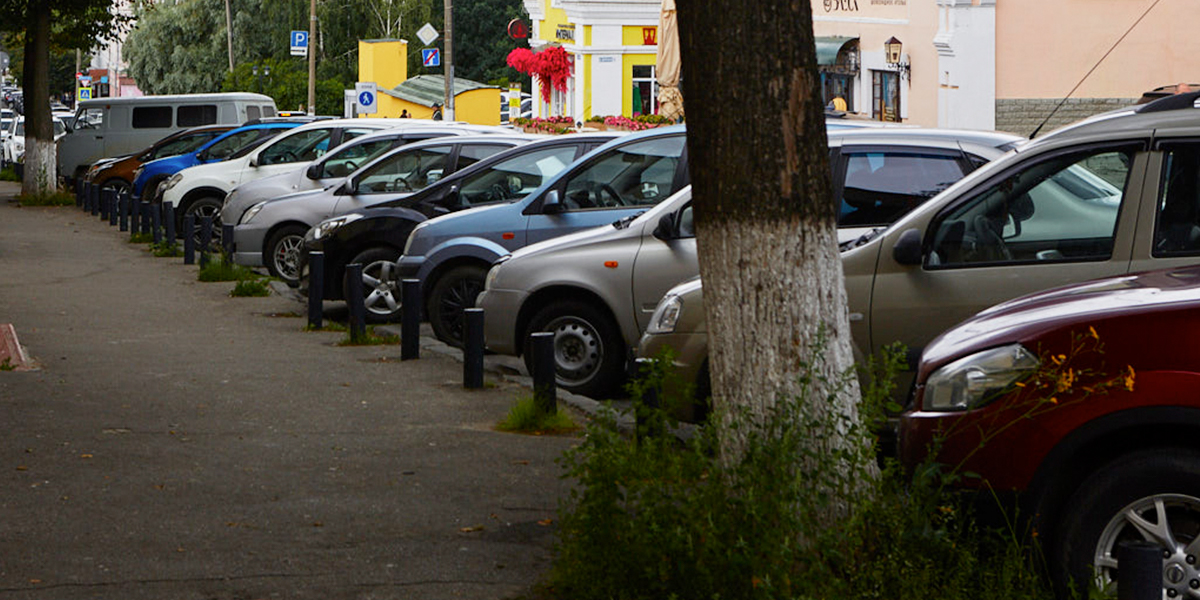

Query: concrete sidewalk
left=0, top=181, right=576, bottom=600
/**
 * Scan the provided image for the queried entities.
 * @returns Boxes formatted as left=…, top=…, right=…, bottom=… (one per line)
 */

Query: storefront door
left=872, top=70, right=900, bottom=122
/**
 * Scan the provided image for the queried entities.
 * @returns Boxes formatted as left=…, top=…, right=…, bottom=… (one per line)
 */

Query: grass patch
left=497, top=395, right=579, bottom=434
left=231, top=279, right=271, bottom=297
left=0, top=165, right=19, bottom=181
left=197, top=256, right=259, bottom=282
left=16, top=190, right=74, bottom=206
left=150, top=241, right=182, bottom=257
left=337, top=326, right=400, bottom=346
left=128, top=232, right=154, bottom=244
left=304, top=321, right=348, bottom=333
left=0, top=357, right=15, bottom=371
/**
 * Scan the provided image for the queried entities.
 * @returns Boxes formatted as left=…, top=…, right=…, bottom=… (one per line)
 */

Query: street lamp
left=884, top=36, right=911, bottom=81
left=252, top=65, right=271, bottom=93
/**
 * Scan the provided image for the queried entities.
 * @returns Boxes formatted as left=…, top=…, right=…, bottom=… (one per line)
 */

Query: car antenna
left=1028, top=0, right=1163, bottom=139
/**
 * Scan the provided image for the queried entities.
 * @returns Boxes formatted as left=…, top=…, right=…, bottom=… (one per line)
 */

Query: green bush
left=197, top=255, right=259, bottom=282
left=0, top=165, right=19, bottom=181
left=548, top=343, right=1057, bottom=600
left=17, top=190, right=74, bottom=206
left=497, top=396, right=579, bottom=434
left=230, top=278, right=271, bottom=297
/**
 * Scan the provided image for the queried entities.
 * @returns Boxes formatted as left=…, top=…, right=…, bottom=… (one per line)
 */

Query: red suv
left=900, top=265, right=1200, bottom=597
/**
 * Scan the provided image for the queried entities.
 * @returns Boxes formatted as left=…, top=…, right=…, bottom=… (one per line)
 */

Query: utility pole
left=307, top=0, right=317, bottom=114
left=443, top=0, right=454, bottom=120
left=224, top=0, right=234, bottom=71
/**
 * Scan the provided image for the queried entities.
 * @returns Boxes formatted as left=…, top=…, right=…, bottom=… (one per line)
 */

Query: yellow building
left=357, top=39, right=502, bottom=125
left=520, top=0, right=662, bottom=120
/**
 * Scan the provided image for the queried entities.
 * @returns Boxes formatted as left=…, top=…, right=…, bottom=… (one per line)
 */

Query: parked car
left=59, top=92, right=276, bottom=184
left=899, top=264, right=1200, bottom=598
left=159, top=118, right=413, bottom=232
left=640, top=90, right=1200, bottom=406
left=4, top=115, right=69, bottom=165
left=232, top=134, right=536, bottom=283
left=220, top=122, right=510, bottom=227
left=131, top=121, right=304, bottom=204
left=301, top=132, right=623, bottom=321
left=480, top=127, right=1023, bottom=398
left=82, top=124, right=235, bottom=196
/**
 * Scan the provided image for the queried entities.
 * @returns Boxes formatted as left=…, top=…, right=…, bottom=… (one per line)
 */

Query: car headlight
left=240, top=201, right=267, bottom=225
left=311, top=213, right=364, bottom=241
left=923, top=344, right=1039, bottom=412
left=646, top=294, right=683, bottom=335
left=160, top=173, right=184, bottom=193
left=484, top=255, right=512, bottom=290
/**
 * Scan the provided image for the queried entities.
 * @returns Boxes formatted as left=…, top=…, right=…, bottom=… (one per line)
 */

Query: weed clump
left=497, top=396, right=578, bottom=434
left=231, top=279, right=271, bottom=297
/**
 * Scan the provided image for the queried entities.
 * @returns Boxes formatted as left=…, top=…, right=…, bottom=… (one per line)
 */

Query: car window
left=928, top=146, right=1134, bottom=268
left=1154, top=143, right=1200, bottom=256
left=455, top=144, right=509, bottom=171
left=246, top=106, right=261, bottom=121
left=258, top=128, right=333, bottom=165
left=178, top=105, right=218, bottom=127
left=74, top=107, right=104, bottom=130
left=319, top=138, right=395, bottom=178
left=204, top=130, right=263, bottom=160
left=132, top=106, right=173, bottom=128
left=838, top=151, right=966, bottom=227
left=153, top=132, right=220, bottom=160
left=456, top=144, right=578, bottom=207
left=561, top=135, right=685, bottom=210
left=356, top=145, right=453, bottom=193
left=341, top=128, right=376, bottom=144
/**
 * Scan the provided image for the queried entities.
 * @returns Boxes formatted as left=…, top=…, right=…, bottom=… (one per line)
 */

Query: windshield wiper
left=839, top=227, right=887, bottom=252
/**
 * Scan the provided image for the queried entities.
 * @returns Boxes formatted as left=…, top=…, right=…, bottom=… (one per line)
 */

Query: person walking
left=431, top=104, right=443, bottom=120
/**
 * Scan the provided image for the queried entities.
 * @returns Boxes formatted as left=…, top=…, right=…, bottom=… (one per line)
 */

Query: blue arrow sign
left=422, top=48, right=441, bottom=67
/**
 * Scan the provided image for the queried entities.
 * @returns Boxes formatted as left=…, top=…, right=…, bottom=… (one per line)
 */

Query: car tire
left=522, top=300, right=626, bottom=399
left=99, top=177, right=130, bottom=198
left=427, top=265, right=488, bottom=347
left=343, top=247, right=403, bottom=323
left=184, top=196, right=224, bottom=248
left=1052, top=448, right=1200, bottom=598
left=265, top=225, right=307, bottom=284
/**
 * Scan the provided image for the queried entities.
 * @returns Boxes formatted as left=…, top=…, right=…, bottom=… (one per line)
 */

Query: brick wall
left=995, top=97, right=1137, bottom=137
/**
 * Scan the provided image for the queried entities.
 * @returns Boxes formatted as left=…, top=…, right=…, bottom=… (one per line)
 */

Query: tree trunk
left=676, top=2, right=865, bottom=463
left=22, top=0, right=56, bottom=196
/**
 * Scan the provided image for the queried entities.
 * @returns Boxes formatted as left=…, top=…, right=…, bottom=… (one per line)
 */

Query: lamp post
left=884, top=36, right=911, bottom=81
left=252, top=64, right=271, bottom=93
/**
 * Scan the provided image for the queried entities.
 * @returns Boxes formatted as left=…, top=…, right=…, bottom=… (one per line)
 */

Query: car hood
left=920, top=266, right=1200, bottom=373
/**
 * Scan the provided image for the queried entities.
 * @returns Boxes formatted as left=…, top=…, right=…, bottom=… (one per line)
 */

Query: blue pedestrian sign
left=422, top=48, right=441, bottom=67
left=290, top=30, right=309, bottom=57
left=354, top=82, right=378, bottom=114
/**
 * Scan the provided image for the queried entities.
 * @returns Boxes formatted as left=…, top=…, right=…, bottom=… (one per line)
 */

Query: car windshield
left=153, top=133, right=221, bottom=160
left=454, top=145, right=578, bottom=207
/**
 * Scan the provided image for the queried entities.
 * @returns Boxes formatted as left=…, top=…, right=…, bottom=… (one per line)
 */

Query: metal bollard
left=151, top=203, right=162, bottom=244
left=163, top=202, right=176, bottom=243
left=307, top=251, right=324, bottom=330
left=75, top=181, right=83, bottom=207
left=82, top=182, right=92, bottom=212
left=183, top=214, right=195, bottom=265
left=99, top=189, right=110, bottom=221
left=90, top=185, right=100, bottom=216
left=139, top=202, right=150, bottom=235
left=401, top=278, right=421, bottom=361
left=118, top=192, right=129, bottom=232
left=222, top=224, right=234, bottom=258
left=346, top=263, right=366, bottom=343
left=1117, top=540, right=1162, bottom=600
left=107, top=192, right=118, bottom=226
left=199, top=216, right=213, bottom=267
left=530, top=331, right=557, bottom=415
left=463, top=308, right=485, bottom=389
left=129, top=197, right=141, bottom=238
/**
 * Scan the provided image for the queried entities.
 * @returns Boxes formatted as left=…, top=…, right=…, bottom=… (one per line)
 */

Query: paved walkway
left=0, top=181, right=575, bottom=600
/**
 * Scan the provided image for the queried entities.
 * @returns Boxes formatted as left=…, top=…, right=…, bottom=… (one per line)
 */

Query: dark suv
left=900, top=264, right=1200, bottom=598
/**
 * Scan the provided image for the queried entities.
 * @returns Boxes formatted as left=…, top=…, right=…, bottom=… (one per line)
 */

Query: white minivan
left=58, top=92, right=276, bottom=183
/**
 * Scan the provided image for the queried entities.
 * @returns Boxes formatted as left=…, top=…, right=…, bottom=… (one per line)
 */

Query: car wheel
left=427, top=265, right=487, bottom=347
left=343, top=247, right=402, bottom=323
left=1053, top=448, right=1200, bottom=598
left=99, top=178, right=130, bottom=198
left=265, top=225, right=307, bottom=284
left=185, top=196, right=223, bottom=249
left=522, top=300, right=626, bottom=398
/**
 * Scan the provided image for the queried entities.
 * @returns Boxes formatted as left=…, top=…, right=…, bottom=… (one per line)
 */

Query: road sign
left=290, top=30, right=308, bottom=57
left=422, top=48, right=441, bottom=68
left=507, top=19, right=529, bottom=40
left=78, top=87, right=92, bottom=101
left=354, top=82, right=378, bottom=115
left=417, top=23, right=439, bottom=46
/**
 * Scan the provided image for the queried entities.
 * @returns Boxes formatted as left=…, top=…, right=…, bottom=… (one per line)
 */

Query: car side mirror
left=335, top=179, right=354, bottom=196
left=447, top=184, right=462, bottom=206
left=542, top=189, right=565, bottom=215
left=248, top=156, right=259, bottom=168
left=653, top=213, right=676, bottom=241
left=306, top=163, right=322, bottom=179
left=892, top=228, right=924, bottom=266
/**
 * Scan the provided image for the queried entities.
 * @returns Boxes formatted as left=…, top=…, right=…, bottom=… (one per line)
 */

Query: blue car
left=395, top=124, right=689, bottom=345
left=131, top=121, right=302, bottom=202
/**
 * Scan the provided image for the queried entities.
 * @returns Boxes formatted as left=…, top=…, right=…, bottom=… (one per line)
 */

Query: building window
left=872, top=70, right=901, bottom=122
left=632, top=65, right=658, bottom=115
left=822, top=73, right=854, bottom=111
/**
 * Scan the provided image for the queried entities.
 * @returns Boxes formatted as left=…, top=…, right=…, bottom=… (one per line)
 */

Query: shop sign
left=556, top=26, right=575, bottom=42
left=821, top=0, right=906, bottom=12
left=642, top=27, right=657, bottom=45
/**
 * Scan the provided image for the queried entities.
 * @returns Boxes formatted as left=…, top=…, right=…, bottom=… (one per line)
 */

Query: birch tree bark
left=676, top=1, right=864, bottom=462
left=21, top=0, right=55, bottom=197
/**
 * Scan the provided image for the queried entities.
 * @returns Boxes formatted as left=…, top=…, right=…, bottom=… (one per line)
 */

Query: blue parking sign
left=291, top=30, right=308, bottom=56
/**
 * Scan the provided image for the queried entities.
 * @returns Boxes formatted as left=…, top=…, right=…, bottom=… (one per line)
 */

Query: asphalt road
left=0, top=181, right=576, bottom=599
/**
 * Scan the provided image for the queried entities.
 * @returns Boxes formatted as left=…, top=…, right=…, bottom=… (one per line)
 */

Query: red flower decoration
left=507, top=46, right=573, bottom=104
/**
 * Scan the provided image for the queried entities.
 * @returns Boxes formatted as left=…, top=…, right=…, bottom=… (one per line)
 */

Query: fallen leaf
left=16, top=465, right=27, bottom=471
left=459, top=525, right=484, bottom=533
left=80, top=454, right=93, bottom=459
left=511, top=460, right=529, bottom=465
left=312, top=522, right=324, bottom=527
left=29, top=579, right=41, bottom=584
left=537, top=519, right=553, bottom=526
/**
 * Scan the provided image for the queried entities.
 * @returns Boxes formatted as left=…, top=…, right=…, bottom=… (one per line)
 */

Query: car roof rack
left=1135, top=90, right=1200, bottom=114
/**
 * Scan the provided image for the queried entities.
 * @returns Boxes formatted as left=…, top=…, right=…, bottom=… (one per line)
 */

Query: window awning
left=816, top=36, right=858, bottom=66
